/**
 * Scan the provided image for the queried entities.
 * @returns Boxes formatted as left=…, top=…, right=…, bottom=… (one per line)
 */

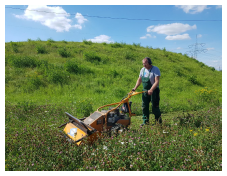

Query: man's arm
left=148, top=76, right=160, bottom=95
left=133, top=77, right=142, bottom=91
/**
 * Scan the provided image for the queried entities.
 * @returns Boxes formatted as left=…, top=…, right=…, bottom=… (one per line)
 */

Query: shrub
left=84, top=52, right=101, bottom=63
left=9, top=56, right=37, bottom=68
left=210, top=67, right=216, bottom=71
left=25, top=75, right=45, bottom=92
left=36, top=45, right=48, bottom=54
left=108, top=69, right=119, bottom=78
left=124, top=51, right=135, bottom=61
left=133, top=43, right=141, bottom=47
left=10, top=42, right=19, bottom=53
left=58, top=47, right=71, bottom=58
left=83, top=40, right=93, bottom=45
left=64, top=60, right=80, bottom=74
left=188, top=75, right=198, bottom=85
left=36, top=38, right=42, bottom=41
left=46, top=68, right=70, bottom=85
left=47, top=38, right=55, bottom=43
left=110, top=42, right=123, bottom=48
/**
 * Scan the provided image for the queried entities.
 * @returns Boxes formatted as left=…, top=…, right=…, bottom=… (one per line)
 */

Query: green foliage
left=84, top=52, right=101, bottom=63
left=83, top=40, right=93, bottom=45
left=5, top=103, right=222, bottom=171
left=4, top=39, right=222, bottom=171
left=24, top=74, right=45, bottom=92
left=110, top=42, right=123, bottom=48
left=46, top=68, right=70, bottom=85
left=64, top=60, right=80, bottom=74
left=108, top=69, right=119, bottom=78
left=58, top=47, right=71, bottom=58
left=194, top=87, right=220, bottom=106
left=133, top=43, right=141, bottom=47
left=75, top=99, right=93, bottom=117
left=10, top=41, right=19, bottom=53
left=210, top=67, right=216, bottom=71
left=36, top=38, right=42, bottom=41
left=188, top=75, right=198, bottom=85
left=47, top=38, right=55, bottom=43
left=9, top=56, right=37, bottom=68
left=124, top=51, right=135, bottom=61
left=36, top=45, right=48, bottom=54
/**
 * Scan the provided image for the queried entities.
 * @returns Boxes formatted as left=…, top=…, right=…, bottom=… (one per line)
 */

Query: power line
left=5, top=6, right=222, bottom=22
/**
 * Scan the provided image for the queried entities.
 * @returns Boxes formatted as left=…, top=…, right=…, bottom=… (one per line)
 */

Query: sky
left=5, top=3, right=223, bottom=70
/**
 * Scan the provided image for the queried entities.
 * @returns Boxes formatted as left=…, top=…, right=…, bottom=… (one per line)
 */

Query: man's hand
left=148, top=89, right=153, bottom=95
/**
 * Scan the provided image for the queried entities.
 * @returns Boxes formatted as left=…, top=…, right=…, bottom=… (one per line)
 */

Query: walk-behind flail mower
left=58, top=90, right=147, bottom=146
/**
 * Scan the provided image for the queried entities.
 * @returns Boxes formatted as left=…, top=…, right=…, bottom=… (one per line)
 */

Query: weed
left=46, top=68, right=70, bottom=85
left=9, top=56, right=37, bottom=68
left=58, top=47, right=71, bottom=58
left=24, top=75, right=45, bottom=92
left=124, top=51, right=135, bottom=61
left=64, top=60, right=80, bottom=74
left=75, top=99, right=93, bottom=117
left=47, top=38, right=55, bottom=43
left=36, top=45, right=48, bottom=54
left=36, top=38, right=42, bottom=41
left=83, top=40, right=93, bottom=45
left=110, top=42, right=123, bottom=48
left=133, top=43, right=141, bottom=47
left=10, top=42, right=19, bottom=53
left=84, top=52, right=101, bottom=63
left=188, top=75, right=198, bottom=85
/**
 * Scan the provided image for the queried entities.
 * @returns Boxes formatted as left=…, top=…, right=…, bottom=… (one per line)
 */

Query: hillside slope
left=5, top=40, right=222, bottom=114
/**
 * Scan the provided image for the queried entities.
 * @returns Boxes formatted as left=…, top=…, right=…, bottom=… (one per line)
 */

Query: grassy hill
left=5, top=39, right=222, bottom=115
left=5, top=39, right=222, bottom=171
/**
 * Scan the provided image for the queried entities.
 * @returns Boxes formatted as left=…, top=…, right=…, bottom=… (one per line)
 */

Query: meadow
left=5, top=39, right=222, bottom=171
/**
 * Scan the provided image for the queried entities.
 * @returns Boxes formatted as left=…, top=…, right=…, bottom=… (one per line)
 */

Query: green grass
left=5, top=102, right=222, bottom=171
left=5, top=40, right=222, bottom=170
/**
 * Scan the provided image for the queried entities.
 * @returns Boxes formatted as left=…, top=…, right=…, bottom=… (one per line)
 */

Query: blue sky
left=5, top=4, right=223, bottom=70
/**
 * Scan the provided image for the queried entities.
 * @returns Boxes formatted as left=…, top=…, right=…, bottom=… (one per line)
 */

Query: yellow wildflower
left=189, top=130, right=193, bottom=132
left=206, top=129, right=209, bottom=132
left=194, top=133, right=198, bottom=137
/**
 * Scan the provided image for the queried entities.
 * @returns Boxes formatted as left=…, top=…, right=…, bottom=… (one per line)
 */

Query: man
left=132, top=57, right=162, bottom=126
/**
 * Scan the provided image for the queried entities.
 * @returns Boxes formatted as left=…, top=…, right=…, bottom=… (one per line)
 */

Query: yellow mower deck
left=59, top=90, right=147, bottom=146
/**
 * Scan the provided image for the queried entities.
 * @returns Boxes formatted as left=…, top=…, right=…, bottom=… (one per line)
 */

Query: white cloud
left=176, top=47, right=181, bottom=50
left=147, top=23, right=196, bottom=35
left=140, top=34, right=156, bottom=39
left=175, top=5, right=209, bottom=14
left=87, top=35, right=113, bottom=43
left=216, top=5, right=222, bottom=9
left=166, top=34, right=191, bottom=40
left=197, top=34, right=202, bottom=38
left=14, top=5, right=87, bottom=32
left=74, top=13, right=88, bottom=29
left=207, top=48, right=215, bottom=51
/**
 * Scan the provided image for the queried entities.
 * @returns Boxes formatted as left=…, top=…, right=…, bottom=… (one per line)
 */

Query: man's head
left=143, top=57, right=152, bottom=69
